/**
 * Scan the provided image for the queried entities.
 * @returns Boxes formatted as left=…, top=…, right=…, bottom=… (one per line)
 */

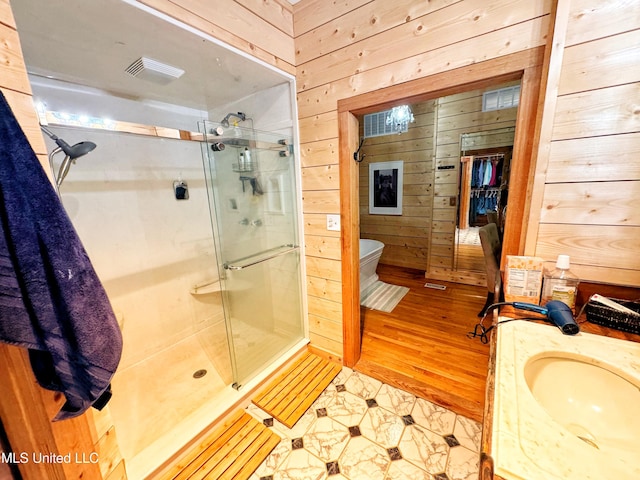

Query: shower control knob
left=211, top=142, right=225, bottom=151
left=210, top=126, right=224, bottom=136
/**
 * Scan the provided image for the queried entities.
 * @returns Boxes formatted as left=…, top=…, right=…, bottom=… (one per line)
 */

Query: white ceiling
left=11, top=0, right=290, bottom=112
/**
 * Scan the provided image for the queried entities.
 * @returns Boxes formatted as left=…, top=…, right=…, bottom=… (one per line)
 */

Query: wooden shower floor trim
left=252, top=351, right=342, bottom=428
left=161, top=409, right=280, bottom=480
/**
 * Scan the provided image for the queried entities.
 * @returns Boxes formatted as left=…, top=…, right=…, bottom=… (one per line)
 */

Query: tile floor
left=247, top=366, right=482, bottom=480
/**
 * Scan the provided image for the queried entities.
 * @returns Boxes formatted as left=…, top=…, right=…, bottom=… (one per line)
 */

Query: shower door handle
left=223, top=244, right=299, bottom=270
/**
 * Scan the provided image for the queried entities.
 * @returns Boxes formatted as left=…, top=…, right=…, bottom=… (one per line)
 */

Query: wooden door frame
left=337, top=47, right=546, bottom=367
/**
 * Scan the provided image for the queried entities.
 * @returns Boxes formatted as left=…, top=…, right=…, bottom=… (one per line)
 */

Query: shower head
left=41, top=125, right=97, bottom=187
left=220, top=112, right=246, bottom=127
left=41, top=125, right=97, bottom=160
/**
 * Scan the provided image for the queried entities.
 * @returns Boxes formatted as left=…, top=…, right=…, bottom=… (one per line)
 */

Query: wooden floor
left=355, top=264, right=490, bottom=422
left=252, top=351, right=342, bottom=428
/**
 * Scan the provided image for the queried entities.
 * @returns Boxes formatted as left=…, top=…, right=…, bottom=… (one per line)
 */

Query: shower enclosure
left=200, top=122, right=304, bottom=387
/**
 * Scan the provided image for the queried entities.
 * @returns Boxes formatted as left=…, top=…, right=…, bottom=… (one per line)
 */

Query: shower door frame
left=200, top=119, right=308, bottom=389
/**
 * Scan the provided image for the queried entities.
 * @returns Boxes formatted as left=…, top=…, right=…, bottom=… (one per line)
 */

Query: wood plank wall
left=358, top=102, right=436, bottom=270
left=295, top=0, right=552, bottom=357
left=430, top=84, right=518, bottom=278
left=527, top=0, right=640, bottom=286
left=139, top=0, right=295, bottom=75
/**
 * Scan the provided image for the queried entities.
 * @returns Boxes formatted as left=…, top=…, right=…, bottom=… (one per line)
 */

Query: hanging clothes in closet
left=469, top=154, right=504, bottom=226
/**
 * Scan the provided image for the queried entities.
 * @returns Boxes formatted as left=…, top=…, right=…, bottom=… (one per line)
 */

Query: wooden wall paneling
left=304, top=235, right=342, bottom=260
left=552, top=84, right=640, bottom=140
left=295, top=0, right=456, bottom=64
left=146, top=0, right=294, bottom=63
left=138, top=0, right=295, bottom=75
left=302, top=190, right=341, bottom=214
left=0, top=22, right=29, bottom=93
left=300, top=139, right=339, bottom=168
left=565, top=0, right=640, bottom=47
left=293, top=0, right=371, bottom=37
left=540, top=182, right=640, bottom=226
left=240, top=0, right=294, bottom=37
left=358, top=105, right=435, bottom=270
left=307, top=296, right=342, bottom=324
left=305, top=256, right=342, bottom=282
left=307, top=276, right=342, bottom=302
left=298, top=111, right=338, bottom=143
left=304, top=213, right=341, bottom=237
left=296, top=0, right=550, bottom=92
left=308, top=314, right=343, bottom=343
left=546, top=134, right=640, bottom=183
left=301, top=164, right=340, bottom=190
left=0, top=0, right=15, bottom=28
left=536, top=224, right=640, bottom=272
left=558, top=29, right=640, bottom=96
left=297, top=19, right=548, bottom=119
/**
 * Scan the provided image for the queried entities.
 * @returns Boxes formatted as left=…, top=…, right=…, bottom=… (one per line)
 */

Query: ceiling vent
left=125, top=57, right=185, bottom=85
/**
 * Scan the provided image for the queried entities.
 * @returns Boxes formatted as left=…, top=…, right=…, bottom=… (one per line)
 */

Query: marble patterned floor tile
left=344, top=370, right=383, bottom=399
left=359, top=405, right=405, bottom=448
left=272, top=447, right=328, bottom=480
left=453, top=416, right=482, bottom=452
left=303, top=417, right=350, bottom=462
left=314, top=389, right=368, bottom=427
left=339, top=436, right=390, bottom=480
left=399, top=424, right=449, bottom=474
left=411, top=397, right=457, bottom=436
left=386, top=459, right=434, bottom=480
left=446, top=445, right=480, bottom=480
left=250, top=437, right=291, bottom=478
left=332, top=366, right=354, bottom=386
left=245, top=370, right=480, bottom=480
left=375, top=383, right=417, bottom=416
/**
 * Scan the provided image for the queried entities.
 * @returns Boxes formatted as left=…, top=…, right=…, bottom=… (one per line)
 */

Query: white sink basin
left=524, top=355, right=640, bottom=454
left=492, top=320, right=640, bottom=480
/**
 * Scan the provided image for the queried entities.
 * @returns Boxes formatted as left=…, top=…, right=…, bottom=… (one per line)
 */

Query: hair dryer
left=511, top=300, right=580, bottom=335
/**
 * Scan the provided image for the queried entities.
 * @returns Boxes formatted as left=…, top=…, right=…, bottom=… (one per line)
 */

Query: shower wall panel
left=32, top=80, right=228, bottom=373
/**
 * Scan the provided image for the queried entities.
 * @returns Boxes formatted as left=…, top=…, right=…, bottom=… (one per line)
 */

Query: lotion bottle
left=244, top=147, right=252, bottom=171
left=541, top=255, right=579, bottom=313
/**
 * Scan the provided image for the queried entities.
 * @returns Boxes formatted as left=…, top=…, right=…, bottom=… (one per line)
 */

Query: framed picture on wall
left=369, top=160, right=403, bottom=215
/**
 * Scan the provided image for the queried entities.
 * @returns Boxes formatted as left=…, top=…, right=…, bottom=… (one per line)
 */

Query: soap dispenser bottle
left=541, top=255, right=579, bottom=313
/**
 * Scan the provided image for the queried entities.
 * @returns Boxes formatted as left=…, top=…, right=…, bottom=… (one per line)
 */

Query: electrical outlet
left=326, top=214, right=341, bottom=231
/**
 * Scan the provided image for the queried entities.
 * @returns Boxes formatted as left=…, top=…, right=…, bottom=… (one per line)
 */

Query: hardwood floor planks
left=355, top=264, right=490, bottom=422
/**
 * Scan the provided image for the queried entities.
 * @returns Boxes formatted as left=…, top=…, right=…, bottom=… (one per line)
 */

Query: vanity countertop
left=490, top=319, right=640, bottom=480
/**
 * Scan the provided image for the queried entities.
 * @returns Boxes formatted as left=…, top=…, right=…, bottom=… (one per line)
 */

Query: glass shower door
left=200, top=122, right=304, bottom=387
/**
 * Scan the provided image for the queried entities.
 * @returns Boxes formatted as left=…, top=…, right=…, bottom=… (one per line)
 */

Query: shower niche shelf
left=232, top=162, right=255, bottom=173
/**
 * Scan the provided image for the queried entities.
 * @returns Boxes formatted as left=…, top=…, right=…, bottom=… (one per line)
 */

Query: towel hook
left=354, top=137, right=366, bottom=163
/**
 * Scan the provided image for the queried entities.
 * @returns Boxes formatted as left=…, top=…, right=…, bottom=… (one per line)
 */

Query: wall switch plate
left=326, top=214, right=341, bottom=231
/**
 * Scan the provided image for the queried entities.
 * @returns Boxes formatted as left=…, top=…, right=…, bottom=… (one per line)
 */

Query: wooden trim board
left=252, top=351, right=342, bottom=428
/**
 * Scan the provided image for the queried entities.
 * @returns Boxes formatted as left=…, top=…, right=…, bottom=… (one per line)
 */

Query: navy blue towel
left=0, top=91, right=122, bottom=420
